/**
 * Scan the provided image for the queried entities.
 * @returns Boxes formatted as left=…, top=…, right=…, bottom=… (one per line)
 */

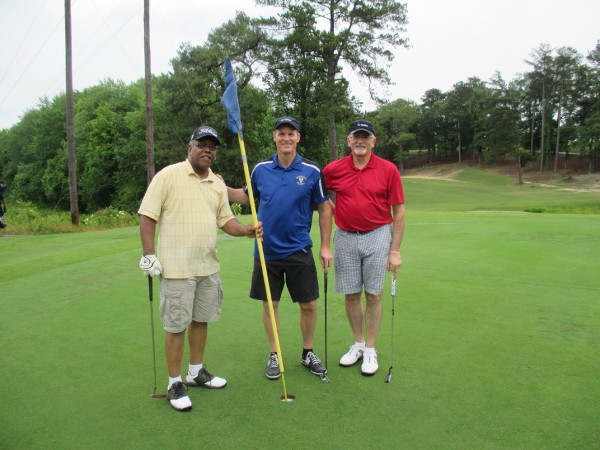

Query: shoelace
left=269, top=354, right=279, bottom=367
left=365, top=352, right=377, bottom=363
left=196, top=367, right=214, bottom=383
left=307, top=352, right=322, bottom=365
left=170, top=382, right=188, bottom=399
left=349, top=344, right=363, bottom=355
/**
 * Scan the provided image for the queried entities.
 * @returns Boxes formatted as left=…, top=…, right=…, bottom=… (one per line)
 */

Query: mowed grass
left=1, top=167, right=599, bottom=449
left=403, top=166, right=600, bottom=213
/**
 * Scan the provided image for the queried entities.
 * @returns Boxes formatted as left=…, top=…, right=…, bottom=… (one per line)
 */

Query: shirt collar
left=184, top=158, right=216, bottom=181
left=272, top=153, right=302, bottom=170
left=345, top=152, right=378, bottom=170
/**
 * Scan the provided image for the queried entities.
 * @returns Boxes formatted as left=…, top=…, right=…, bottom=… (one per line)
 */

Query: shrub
left=0, top=201, right=138, bottom=235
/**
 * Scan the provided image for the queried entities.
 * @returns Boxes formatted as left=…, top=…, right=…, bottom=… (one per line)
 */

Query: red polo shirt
left=323, top=153, right=404, bottom=233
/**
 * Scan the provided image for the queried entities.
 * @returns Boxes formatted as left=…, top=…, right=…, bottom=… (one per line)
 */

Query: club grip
left=148, top=276, right=153, bottom=302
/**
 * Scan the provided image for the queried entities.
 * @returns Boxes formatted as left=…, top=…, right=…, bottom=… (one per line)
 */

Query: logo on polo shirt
left=296, top=175, right=307, bottom=186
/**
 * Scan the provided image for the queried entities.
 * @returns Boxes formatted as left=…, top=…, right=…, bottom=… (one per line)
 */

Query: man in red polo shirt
left=322, top=119, right=405, bottom=376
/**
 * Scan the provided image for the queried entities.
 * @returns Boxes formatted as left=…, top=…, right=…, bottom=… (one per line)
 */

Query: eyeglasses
left=193, top=141, right=218, bottom=151
left=349, top=133, right=374, bottom=141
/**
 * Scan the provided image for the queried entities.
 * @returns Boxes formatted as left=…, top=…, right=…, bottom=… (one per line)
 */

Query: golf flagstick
left=222, top=58, right=293, bottom=402
left=148, top=276, right=166, bottom=398
left=321, top=269, right=330, bottom=383
left=385, top=273, right=397, bottom=383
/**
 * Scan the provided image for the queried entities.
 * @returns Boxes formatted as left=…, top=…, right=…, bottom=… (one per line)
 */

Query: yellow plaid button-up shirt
left=138, top=159, right=234, bottom=279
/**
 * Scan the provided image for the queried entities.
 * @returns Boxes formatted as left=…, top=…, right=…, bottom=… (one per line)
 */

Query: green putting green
left=1, top=168, right=599, bottom=448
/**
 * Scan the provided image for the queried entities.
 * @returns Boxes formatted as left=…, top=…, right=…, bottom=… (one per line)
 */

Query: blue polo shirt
left=245, top=153, right=328, bottom=260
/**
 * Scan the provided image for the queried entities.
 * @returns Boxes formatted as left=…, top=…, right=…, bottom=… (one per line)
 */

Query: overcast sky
left=0, top=0, right=598, bottom=130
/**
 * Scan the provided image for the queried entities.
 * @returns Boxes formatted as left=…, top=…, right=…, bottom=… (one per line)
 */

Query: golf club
left=148, top=276, right=167, bottom=398
left=385, top=273, right=397, bottom=383
left=320, top=269, right=330, bottom=383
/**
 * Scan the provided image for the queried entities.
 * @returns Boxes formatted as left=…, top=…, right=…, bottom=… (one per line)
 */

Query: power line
left=0, top=9, right=63, bottom=110
left=72, top=5, right=143, bottom=81
left=41, top=1, right=144, bottom=101
left=87, top=0, right=140, bottom=75
left=0, top=0, right=48, bottom=89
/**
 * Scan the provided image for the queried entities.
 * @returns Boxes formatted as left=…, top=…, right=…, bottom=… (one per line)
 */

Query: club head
left=385, top=367, right=393, bottom=383
left=150, top=393, right=167, bottom=398
left=320, top=372, right=331, bottom=384
left=280, top=394, right=296, bottom=402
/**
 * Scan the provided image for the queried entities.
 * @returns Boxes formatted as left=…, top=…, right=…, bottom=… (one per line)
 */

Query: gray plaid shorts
left=333, top=224, right=392, bottom=296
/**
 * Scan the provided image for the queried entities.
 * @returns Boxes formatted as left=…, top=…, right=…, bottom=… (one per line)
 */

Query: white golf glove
left=139, top=254, right=163, bottom=277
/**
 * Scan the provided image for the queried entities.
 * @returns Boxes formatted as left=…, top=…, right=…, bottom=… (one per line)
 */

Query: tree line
left=0, top=1, right=599, bottom=214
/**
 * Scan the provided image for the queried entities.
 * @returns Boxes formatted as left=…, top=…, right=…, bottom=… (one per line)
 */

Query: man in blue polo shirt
left=227, top=116, right=333, bottom=380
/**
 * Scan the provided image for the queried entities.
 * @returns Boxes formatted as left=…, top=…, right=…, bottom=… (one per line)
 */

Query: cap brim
left=194, top=134, right=221, bottom=145
left=350, top=129, right=373, bottom=136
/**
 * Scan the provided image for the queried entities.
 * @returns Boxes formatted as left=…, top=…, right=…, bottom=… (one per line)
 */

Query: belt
left=342, top=228, right=374, bottom=235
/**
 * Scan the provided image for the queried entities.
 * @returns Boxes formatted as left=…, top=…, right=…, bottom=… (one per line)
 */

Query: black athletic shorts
left=250, top=248, right=319, bottom=302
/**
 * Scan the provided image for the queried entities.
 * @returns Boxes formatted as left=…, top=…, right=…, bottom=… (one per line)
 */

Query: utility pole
left=65, top=0, right=79, bottom=225
left=539, top=78, right=546, bottom=173
left=554, top=85, right=562, bottom=172
left=144, top=0, right=155, bottom=185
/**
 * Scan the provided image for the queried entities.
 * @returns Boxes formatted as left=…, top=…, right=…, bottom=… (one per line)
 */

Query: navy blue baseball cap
left=274, top=116, right=300, bottom=131
left=348, top=120, right=375, bottom=136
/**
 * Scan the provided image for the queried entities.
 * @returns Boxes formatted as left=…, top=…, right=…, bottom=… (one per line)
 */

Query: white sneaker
left=167, top=381, right=192, bottom=412
left=339, top=343, right=365, bottom=367
left=185, top=366, right=227, bottom=389
left=361, top=348, right=378, bottom=375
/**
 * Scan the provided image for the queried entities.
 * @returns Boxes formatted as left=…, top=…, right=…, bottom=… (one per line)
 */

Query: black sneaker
left=302, top=351, right=327, bottom=376
left=185, top=366, right=227, bottom=389
left=166, top=381, right=192, bottom=412
left=266, top=353, right=281, bottom=380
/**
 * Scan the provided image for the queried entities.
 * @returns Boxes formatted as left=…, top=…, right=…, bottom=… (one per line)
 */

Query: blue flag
left=221, top=58, right=243, bottom=136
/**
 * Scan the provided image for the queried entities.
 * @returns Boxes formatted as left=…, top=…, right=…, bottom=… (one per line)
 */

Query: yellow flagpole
left=236, top=132, right=291, bottom=401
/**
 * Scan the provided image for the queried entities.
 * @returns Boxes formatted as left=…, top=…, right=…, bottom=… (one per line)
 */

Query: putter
left=320, top=269, right=330, bottom=384
left=148, top=276, right=167, bottom=398
left=385, top=273, right=396, bottom=383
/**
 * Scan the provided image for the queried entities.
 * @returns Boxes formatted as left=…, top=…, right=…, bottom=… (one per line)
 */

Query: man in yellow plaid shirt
left=139, top=125, right=262, bottom=412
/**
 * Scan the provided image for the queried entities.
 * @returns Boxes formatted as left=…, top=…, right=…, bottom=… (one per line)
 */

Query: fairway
left=1, top=168, right=599, bottom=449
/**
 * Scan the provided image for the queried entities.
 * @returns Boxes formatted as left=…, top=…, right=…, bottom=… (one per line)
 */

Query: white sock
left=364, top=346, right=375, bottom=353
left=356, top=341, right=366, bottom=348
left=188, top=363, right=204, bottom=377
left=168, top=375, right=182, bottom=389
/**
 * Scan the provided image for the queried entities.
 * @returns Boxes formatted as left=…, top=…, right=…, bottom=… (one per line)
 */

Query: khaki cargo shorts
left=159, top=273, right=223, bottom=333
